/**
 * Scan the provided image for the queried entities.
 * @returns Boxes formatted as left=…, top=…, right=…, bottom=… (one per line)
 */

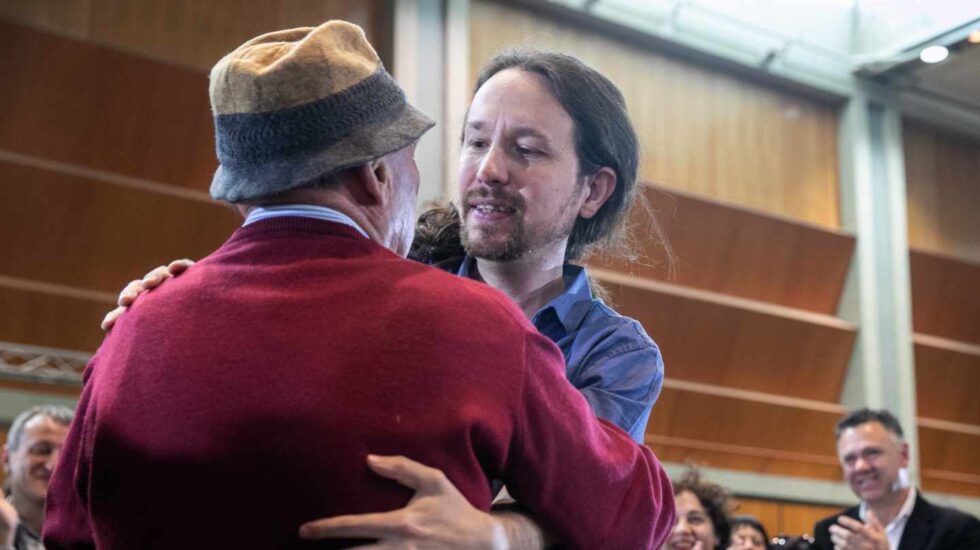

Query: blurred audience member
left=814, top=408, right=980, bottom=550
left=663, top=468, right=733, bottom=550
left=729, top=515, right=770, bottom=549
left=1, top=405, right=73, bottom=550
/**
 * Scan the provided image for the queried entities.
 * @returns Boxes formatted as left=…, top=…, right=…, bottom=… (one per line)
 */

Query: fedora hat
left=208, top=20, right=434, bottom=202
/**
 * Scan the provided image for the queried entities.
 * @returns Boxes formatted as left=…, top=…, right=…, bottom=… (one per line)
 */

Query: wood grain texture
left=915, top=336, right=980, bottom=425
left=0, top=20, right=216, bottom=190
left=736, top=498, right=843, bottom=537
left=922, top=477, right=980, bottom=498
left=0, top=0, right=390, bottom=71
left=594, top=271, right=857, bottom=401
left=919, top=426, right=980, bottom=478
left=591, top=184, right=855, bottom=314
left=647, top=385, right=841, bottom=474
left=469, top=0, right=841, bottom=227
left=0, top=0, right=89, bottom=38
left=0, top=287, right=108, bottom=352
left=904, top=119, right=980, bottom=263
left=733, top=498, right=781, bottom=536
left=909, top=249, right=980, bottom=345
left=0, top=161, right=240, bottom=293
left=778, top=501, right=846, bottom=537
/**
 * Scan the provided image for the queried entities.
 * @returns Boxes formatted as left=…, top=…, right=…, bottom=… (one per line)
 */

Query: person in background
left=813, top=408, right=980, bottom=550
left=1, top=405, right=73, bottom=550
left=663, top=468, right=734, bottom=550
left=728, top=515, right=770, bottom=550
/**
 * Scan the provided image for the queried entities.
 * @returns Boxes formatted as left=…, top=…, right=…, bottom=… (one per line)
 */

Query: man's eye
left=515, top=146, right=539, bottom=156
left=467, top=139, right=487, bottom=149
left=29, top=443, right=54, bottom=455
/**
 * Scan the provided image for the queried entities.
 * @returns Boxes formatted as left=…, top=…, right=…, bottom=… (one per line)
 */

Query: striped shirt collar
left=243, top=204, right=368, bottom=238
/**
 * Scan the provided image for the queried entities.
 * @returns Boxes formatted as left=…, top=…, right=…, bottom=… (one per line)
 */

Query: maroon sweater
left=44, top=218, right=674, bottom=549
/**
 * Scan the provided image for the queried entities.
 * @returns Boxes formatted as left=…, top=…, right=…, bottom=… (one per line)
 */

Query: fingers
left=366, top=454, right=450, bottom=494
left=118, top=279, right=147, bottom=306
left=298, top=510, right=424, bottom=540
left=142, top=265, right=173, bottom=288
left=167, top=258, right=195, bottom=275
left=101, top=306, right=127, bottom=331
left=836, top=515, right=865, bottom=532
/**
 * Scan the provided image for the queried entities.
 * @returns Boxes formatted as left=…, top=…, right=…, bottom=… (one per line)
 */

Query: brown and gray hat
left=208, top=20, right=435, bottom=202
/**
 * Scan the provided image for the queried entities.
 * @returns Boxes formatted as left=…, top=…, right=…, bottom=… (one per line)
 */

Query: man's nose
left=476, top=144, right=508, bottom=186
left=853, top=456, right=872, bottom=471
left=673, top=517, right=693, bottom=534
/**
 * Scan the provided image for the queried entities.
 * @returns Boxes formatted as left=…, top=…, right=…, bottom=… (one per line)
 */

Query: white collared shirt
left=243, top=204, right=368, bottom=238
left=860, top=487, right=917, bottom=549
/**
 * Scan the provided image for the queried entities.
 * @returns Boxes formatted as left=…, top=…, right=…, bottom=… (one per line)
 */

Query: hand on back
left=101, top=259, right=195, bottom=330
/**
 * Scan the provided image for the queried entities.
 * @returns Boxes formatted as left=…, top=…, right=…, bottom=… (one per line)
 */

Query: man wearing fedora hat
left=43, top=21, right=674, bottom=550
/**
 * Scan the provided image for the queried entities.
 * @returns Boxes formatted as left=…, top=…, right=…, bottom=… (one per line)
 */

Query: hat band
left=214, top=68, right=406, bottom=167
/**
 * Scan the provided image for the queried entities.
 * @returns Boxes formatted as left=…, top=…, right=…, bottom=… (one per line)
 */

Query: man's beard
left=459, top=187, right=578, bottom=263
left=461, top=213, right=530, bottom=261
left=460, top=187, right=530, bottom=261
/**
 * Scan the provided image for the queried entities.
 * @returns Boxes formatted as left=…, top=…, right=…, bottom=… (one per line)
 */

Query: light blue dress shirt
left=457, top=257, right=663, bottom=444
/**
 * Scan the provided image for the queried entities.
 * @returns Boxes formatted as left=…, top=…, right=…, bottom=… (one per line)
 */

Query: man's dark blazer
left=813, top=492, right=980, bottom=550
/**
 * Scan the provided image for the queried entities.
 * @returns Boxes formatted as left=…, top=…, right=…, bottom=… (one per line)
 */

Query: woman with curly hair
left=663, top=468, right=734, bottom=550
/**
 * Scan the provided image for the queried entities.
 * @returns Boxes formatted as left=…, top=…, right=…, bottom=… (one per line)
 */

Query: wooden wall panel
left=0, top=20, right=216, bottom=191
left=923, top=477, right=980, bottom=498
left=596, top=271, right=856, bottom=401
left=648, top=386, right=841, bottom=479
left=0, top=0, right=87, bottom=38
left=919, top=427, right=980, bottom=478
left=736, top=498, right=843, bottom=537
left=915, top=337, right=980, bottom=425
left=0, top=286, right=107, bottom=353
left=0, top=0, right=392, bottom=71
left=909, top=250, right=980, bottom=345
left=904, top=119, right=980, bottom=263
left=779, top=502, right=843, bottom=536
left=0, top=162, right=239, bottom=293
left=733, top=498, right=781, bottom=535
left=593, top=184, right=855, bottom=314
left=469, top=0, right=841, bottom=227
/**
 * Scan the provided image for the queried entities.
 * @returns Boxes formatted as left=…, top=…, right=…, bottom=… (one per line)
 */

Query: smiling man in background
left=2, top=405, right=73, bottom=550
left=813, top=408, right=980, bottom=550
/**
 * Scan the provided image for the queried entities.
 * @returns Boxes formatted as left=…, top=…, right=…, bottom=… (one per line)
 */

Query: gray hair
left=6, top=404, right=74, bottom=451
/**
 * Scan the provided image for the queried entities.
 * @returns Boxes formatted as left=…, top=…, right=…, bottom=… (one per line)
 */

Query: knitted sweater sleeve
left=501, top=330, right=675, bottom=550
left=43, top=356, right=98, bottom=550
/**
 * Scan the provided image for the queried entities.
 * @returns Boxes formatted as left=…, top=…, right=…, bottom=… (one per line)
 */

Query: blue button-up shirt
left=457, top=257, right=663, bottom=444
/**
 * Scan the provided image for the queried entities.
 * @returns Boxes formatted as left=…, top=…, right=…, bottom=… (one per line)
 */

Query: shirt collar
left=243, top=204, right=369, bottom=238
left=859, top=486, right=917, bottom=528
left=456, top=256, right=594, bottom=333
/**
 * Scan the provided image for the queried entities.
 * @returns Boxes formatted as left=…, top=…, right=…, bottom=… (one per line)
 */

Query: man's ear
left=578, top=167, right=616, bottom=219
left=349, top=158, right=391, bottom=206
left=2, top=445, right=10, bottom=475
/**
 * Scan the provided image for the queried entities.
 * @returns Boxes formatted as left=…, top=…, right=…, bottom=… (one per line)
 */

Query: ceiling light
left=919, top=45, right=949, bottom=64
left=968, top=30, right=980, bottom=44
